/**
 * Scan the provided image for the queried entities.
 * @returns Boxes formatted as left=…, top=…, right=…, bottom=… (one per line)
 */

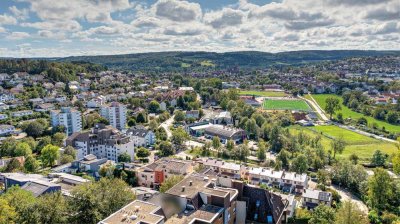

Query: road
left=300, top=94, right=329, bottom=121
left=159, top=115, right=174, bottom=139
left=329, top=184, right=369, bottom=214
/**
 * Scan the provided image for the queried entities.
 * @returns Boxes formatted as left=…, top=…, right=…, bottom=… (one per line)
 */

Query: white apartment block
left=126, top=126, right=156, bottom=147
left=51, top=107, right=82, bottom=136
left=100, top=102, right=127, bottom=130
left=247, top=167, right=308, bottom=193
left=66, top=124, right=134, bottom=162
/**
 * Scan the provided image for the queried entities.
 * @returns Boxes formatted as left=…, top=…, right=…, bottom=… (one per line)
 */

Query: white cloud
left=204, top=8, right=244, bottom=29
left=9, top=6, right=29, bottom=20
left=0, top=14, right=17, bottom=25
left=153, top=0, right=202, bottom=22
left=7, top=32, right=30, bottom=40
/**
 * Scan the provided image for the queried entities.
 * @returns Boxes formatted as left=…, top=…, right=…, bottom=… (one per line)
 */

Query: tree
left=63, top=145, right=77, bottom=159
left=325, top=97, right=341, bottom=119
left=257, top=140, right=266, bottom=161
left=14, top=142, right=32, bottom=157
left=52, top=132, right=65, bottom=147
left=368, top=168, right=393, bottom=211
left=5, top=158, right=22, bottom=172
left=33, top=192, right=68, bottom=224
left=335, top=201, right=369, bottom=224
left=212, top=136, right=221, bottom=150
left=291, top=154, right=309, bottom=174
left=37, top=136, right=51, bottom=153
left=70, top=178, right=135, bottom=224
left=174, top=110, right=186, bottom=122
left=136, top=112, right=146, bottom=123
left=0, top=137, right=16, bottom=157
left=371, top=150, right=387, bottom=167
left=24, top=155, right=40, bottom=172
left=41, top=144, right=60, bottom=167
left=226, top=140, right=235, bottom=151
left=157, top=141, right=174, bottom=157
left=24, top=121, right=45, bottom=138
left=148, top=100, right=160, bottom=113
left=331, top=135, right=346, bottom=159
left=387, top=111, right=398, bottom=124
left=393, top=152, right=400, bottom=175
left=317, top=170, right=330, bottom=190
left=349, top=153, right=359, bottom=165
left=99, top=163, right=116, bottom=177
left=60, top=154, right=74, bottom=164
left=160, top=175, right=184, bottom=193
left=171, top=127, right=189, bottom=146
left=127, top=118, right=136, bottom=127
left=117, top=152, right=131, bottom=163
left=136, top=147, right=150, bottom=158
left=277, top=149, right=290, bottom=170
left=1, top=186, right=36, bottom=224
left=148, top=119, right=158, bottom=131
left=308, top=205, right=336, bottom=224
left=0, top=198, right=16, bottom=224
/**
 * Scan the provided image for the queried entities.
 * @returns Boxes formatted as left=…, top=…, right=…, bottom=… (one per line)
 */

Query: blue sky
left=0, top=0, right=398, bottom=57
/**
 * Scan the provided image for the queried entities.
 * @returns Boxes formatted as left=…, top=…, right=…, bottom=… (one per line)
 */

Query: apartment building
left=301, top=189, right=332, bottom=209
left=66, top=123, right=134, bottom=162
left=126, top=126, right=156, bottom=147
left=0, top=125, right=15, bottom=136
left=100, top=102, right=127, bottom=130
left=197, top=158, right=246, bottom=180
left=51, top=107, right=82, bottom=136
left=136, top=158, right=193, bottom=188
left=99, top=200, right=164, bottom=224
left=247, top=167, right=308, bottom=193
left=164, top=174, right=239, bottom=224
left=11, top=110, right=33, bottom=117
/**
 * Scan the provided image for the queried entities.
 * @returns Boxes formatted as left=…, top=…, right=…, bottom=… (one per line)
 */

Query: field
left=311, top=94, right=400, bottom=133
left=239, top=90, right=287, bottom=97
left=289, top=125, right=397, bottom=161
left=263, top=99, right=311, bottom=111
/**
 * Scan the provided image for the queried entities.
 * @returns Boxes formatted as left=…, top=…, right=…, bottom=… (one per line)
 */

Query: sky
left=0, top=0, right=399, bottom=58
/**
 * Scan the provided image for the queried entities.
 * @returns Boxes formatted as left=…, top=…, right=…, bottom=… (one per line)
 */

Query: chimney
left=182, top=186, right=185, bottom=192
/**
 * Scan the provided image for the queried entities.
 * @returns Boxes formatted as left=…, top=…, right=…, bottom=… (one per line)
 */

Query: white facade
left=0, top=125, right=15, bottom=136
left=11, top=110, right=34, bottom=117
left=51, top=107, right=82, bottom=136
left=100, top=102, right=127, bottom=130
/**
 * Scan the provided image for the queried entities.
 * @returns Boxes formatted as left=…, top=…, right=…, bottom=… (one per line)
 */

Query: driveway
left=159, top=115, right=174, bottom=139
left=300, top=94, right=329, bottom=121
left=329, top=184, right=369, bottom=214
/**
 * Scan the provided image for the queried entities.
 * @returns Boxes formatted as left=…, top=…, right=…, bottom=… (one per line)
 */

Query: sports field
left=289, top=125, right=397, bottom=161
left=311, top=94, right=400, bottom=133
left=263, top=99, right=311, bottom=111
left=239, top=90, right=287, bottom=97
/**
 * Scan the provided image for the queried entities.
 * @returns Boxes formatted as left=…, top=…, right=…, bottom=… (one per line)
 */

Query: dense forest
left=0, top=59, right=106, bottom=82
left=58, top=50, right=400, bottom=72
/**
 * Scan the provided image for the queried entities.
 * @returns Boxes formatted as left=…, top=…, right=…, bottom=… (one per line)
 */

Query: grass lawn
left=263, top=99, right=311, bottom=111
left=312, top=94, right=400, bottom=134
left=289, top=125, right=397, bottom=161
left=239, top=90, right=287, bottom=97
left=200, top=60, right=215, bottom=67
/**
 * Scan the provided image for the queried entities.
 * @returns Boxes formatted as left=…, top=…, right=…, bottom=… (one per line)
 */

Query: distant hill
left=58, top=50, right=400, bottom=72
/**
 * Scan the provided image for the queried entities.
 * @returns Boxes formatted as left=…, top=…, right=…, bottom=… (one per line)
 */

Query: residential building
left=87, top=95, right=106, bottom=108
left=99, top=200, right=164, bottom=224
left=101, top=102, right=127, bottom=130
left=136, top=158, right=193, bottom=188
left=0, top=93, right=15, bottom=102
left=51, top=107, right=82, bottom=136
left=11, top=110, right=33, bottom=117
left=301, top=189, right=332, bottom=209
left=66, top=123, right=135, bottom=162
left=126, top=126, right=156, bottom=147
left=212, top=111, right=233, bottom=125
left=34, top=103, right=55, bottom=112
left=197, top=158, right=246, bottom=180
left=0, top=113, right=8, bottom=120
left=164, top=174, right=239, bottom=224
left=185, top=110, right=200, bottom=119
left=0, top=125, right=15, bottom=136
left=247, top=167, right=308, bottom=193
